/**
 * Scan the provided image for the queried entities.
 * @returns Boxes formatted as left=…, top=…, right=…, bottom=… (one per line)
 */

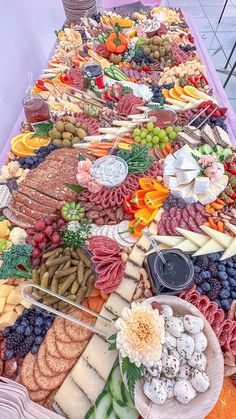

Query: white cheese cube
left=194, top=177, right=210, bottom=194
left=105, top=293, right=130, bottom=317
left=176, top=170, right=199, bottom=185
left=176, top=157, right=200, bottom=171
left=184, top=188, right=198, bottom=204
left=172, top=182, right=193, bottom=198
left=115, top=277, right=137, bottom=303
left=95, top=306, right=117, bottom=337
left=163, top=175, right=178, bottom=189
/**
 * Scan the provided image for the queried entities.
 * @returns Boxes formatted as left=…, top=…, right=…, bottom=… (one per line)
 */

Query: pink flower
left=77, top=159, right=92, bottom=173
left=76, top=172, right=91, bottom=187
left=199, top=155, right=218, bottom=168
left=204, top=166, right=218, bottom=181
left=88, top=181, right=102, bottom=193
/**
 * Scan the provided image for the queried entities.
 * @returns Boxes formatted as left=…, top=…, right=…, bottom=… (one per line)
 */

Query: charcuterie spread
left=0, top=6, right=236, bottom=419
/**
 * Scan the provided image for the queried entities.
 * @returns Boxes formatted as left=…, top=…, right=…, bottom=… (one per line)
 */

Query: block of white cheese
left=105, top=292, right=130, bottom=317
left=184, top=187, right=198, bottom=204
left=176, top=156, right=200, bottom=171
left=193, top=238, right=224, bottom=256
left=54, top=375, right=91, bottom=419
left=215, top=175, right=228, bottom=192
left=136, top=236, right=150, bottom=251
left=227, top=223, right=236, bottom=235
left=71, top=357, right=105, bottom=403
left=173, top=144, right=192, bottom=158
left=176, top=169, right=199, bottom=185
left=172, top=182, right=193, bottom=198
left=174, top=239, right=198, bottom=252
left=208, top=182, right=224, bottom=197
left=200, top=225, right=232, bottom=248
left=197, top=191, right=217, bottom=205
left=115, top=277, right=137, bottom=303
left=163, top=175, right=178, bottom=189
left=83, top=335, right=118, bottom=381
left=95, top=306, right=117, bottom=337
left=175, top=228, right=208, bottom=247
left=194, top=177, right=210, bottom=194
left=125, top=261, right=140, bottom=281
left=0, top=311, right=18, bottom=330
left=129, top=246, right=146, bottom=266
left=0, top=285, right=14, bottom=298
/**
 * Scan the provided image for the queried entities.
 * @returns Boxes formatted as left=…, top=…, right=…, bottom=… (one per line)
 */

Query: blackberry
left=208, top=261, right=218, bottom=278
left=207, top=278, right=222, bottom=300
left=194, top=274, right=203, bottom=286
left=195, top=256, right=209, bottom=271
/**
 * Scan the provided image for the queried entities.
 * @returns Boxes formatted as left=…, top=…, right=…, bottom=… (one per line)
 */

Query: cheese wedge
left=172, top=182, right=194, bottom=198
left=71, top=357, right=105, bottom=403
left=174, top=144, right=192, bottom=158
left=95, top=306, right=117, bottom=337
left=0, top=298, right=6, bottom=313
left=176, top=169, right=199, bottom=185
left=197, top=191, right=217, bottom=205
left=176, top=157, right=200, bottom=171
left=193, top=238, right=224, bottom=256
left=0, top=285, right=14, bottom=298
left=175, top=228, right=208, bottom=247
left=105, top=293, right=129, bottom=317
left=174, top=239, right=198, bottom=252
left=200, top=225, right=232, bottom=248
left=6, top=290, right=22, bottom=305
left=226, top=223, right=236, bottom=235
left=215, top=175, right=228, bottom=191
left=220, top=237, right=236, bottom=260
left=124, top=261, right=140, bottom=281
left=54, top=376, right=91, bottom=419
left=194, top=177, right=210, bottom=194
left=184, top=188, right=198, bottom=204
left=115, top=277, right=137, bottom=303
left=83, top=335, right=117, bottom=381
left=163, top=175, right=178, bottom=189
left=0, top=311, right=18, bottom=330
left=153, top=236, right=183, bottom=247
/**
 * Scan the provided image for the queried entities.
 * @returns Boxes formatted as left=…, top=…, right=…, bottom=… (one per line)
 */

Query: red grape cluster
left=25, top=217, right=66, bottom=266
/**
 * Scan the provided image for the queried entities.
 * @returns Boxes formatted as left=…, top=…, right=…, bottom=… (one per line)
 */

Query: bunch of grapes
left=132, top=122, right=182, bottom=149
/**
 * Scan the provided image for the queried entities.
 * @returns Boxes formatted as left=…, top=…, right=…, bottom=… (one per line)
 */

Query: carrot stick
left=82, top=301, right=95, bottom=318
left=162, top=148, right=168, bottom=157
left=211, top=202, right=224, bottom=210
left=205, top=204, right=215, bottom=214
left=208, top=217, right=218, bottom=229
left=216, top=198, right=225, bottom=205
left=217, top=221, right=224, bottom=232
left=100, top=291, right=109, bottom=301
left=88, top=296, right=104, bottom=313
left=89, top=288, right=100, bottom=298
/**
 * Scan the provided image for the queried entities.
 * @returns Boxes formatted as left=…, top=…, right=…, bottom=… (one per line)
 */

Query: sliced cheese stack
left=163, top=145, right=228, bottom=205
left=0, top=281, right=31, bottom=330
left=152, top=223, right=236, bottom=260
left=53, top=212, right=161, bottom=418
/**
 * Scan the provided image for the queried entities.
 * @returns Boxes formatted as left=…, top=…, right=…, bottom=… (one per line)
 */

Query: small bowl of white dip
left=92, top=155, right=128, bottom=188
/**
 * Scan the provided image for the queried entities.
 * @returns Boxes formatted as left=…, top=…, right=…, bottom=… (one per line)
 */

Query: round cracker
left=53, top=317, right=72, bottom=343
left=64, top=309, right=95, bottom=342
left=34, top=361, right=66, bottom=391
left=45, top=329, right=61, bottom=359
left=29, top=389, right=51, bottom=403
left=45, top=350, right=76, bottom=374
left=37, top=342, right=55, bottom=377
left=56, top=337, right=88, bottom=359
left=20, top=353, right=40, bottom=392
left=44, top=389, right=58, bottom=411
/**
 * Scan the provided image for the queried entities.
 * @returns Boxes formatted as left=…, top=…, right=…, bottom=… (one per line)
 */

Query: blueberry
left=200, top=271, right=211, bottom=279
left=194, top=266, right=201, bottom=273
left=41, top=328, right=47, bottom=337
left=197, top=286, right=203, bottom=293
left=219, top=271, right=228, bottom=281
left=45, top=318, right=53, bottom=329
left=20, top=319, right=29, bottom=327
left=213, top=253, right=220, bottom=261
left=226, top=260, right=234, bottom=267
left=16, top=325, right=26, bottom=335
left=31, top=344, right=40, bottom=355
left=227, top=268, right=236, bottom=277
left=35, top=316, right=44, bottom=326
left=201, top=282, right=211, bottom=292
left=38, top=157, right=44, bottom=163
left=2, top=326, right=12, bottom=337
left=228, top=277, right=236, bottom=287
left=34, top=335, right=44, bottom=345
left=218, top=264, right=226, bottom=271
left=34, top=326, right=42, bottom=336
left=23, top=308, right=30, bottom=317
left=24, top=325, right=33, bottom=336
left=221, top=280, right=229, bottom=287
left=220, top=299, right=230, bottom=310
left=5, top=349, right=14, bottom=360
left=208, top=253, right=217, bottom=261
left=219, top=289, right=230, bottom=299
left=215, top=299, right=221, bottom=306
left=231, top=291, right=236, bottom=299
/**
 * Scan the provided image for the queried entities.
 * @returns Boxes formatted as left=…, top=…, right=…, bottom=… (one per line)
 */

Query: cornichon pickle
left=54, top=266, right=77, bottom=279
left=76, top=248, right=91, bottom=267
left=46, top=255, right=70, bottom=267
left=58, top=273, right=76, bottom=295
left=77, top=260, right=84, bottom=284
left=76, top=286, right=87, bottom=303
left=71, top=279, right=80, bottom=295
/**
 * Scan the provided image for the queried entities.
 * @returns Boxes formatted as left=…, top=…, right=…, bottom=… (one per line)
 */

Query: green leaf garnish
left=108, top=333, right=117, bottom=341
left=65, top=183, right=84, bottom=195
left=31, top=120, right=53, bottom=138
left=78, top=153, right=86, bottom=161
left=122, top=357, right=145, bottom=403
left=108, top=342, right=117, bottom=350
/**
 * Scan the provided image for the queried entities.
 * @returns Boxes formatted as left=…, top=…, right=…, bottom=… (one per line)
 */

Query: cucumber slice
left=113, top=400, right=138, bottom=419
left=199, top=144, right=213, bottom=155
left=106, top=405, right=118, bottom=419
left=109, top=365, right=124, bottom=402
left=95, top=391, right=112, bottom=419
left=121, top=383, right=135, bottom=409
left=85, top=405, right=95, bottom=419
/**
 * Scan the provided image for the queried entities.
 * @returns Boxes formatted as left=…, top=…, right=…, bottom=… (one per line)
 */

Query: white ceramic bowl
left=121, top=295, right=224, bottom=419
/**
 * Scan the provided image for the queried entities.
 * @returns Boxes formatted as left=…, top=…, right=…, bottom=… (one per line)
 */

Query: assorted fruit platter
left=0, top=6, right=236, bottom=419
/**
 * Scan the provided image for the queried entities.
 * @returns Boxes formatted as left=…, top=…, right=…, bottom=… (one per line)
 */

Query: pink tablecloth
left=1, top=12, right=235, bottom=166
left=100, top=0, right=161, bottom=8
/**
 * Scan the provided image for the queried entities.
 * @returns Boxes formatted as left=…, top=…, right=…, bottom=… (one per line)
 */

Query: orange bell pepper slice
left=144, top=191, right=166, bottom=209
left=134, top=207, right=159, bottom=225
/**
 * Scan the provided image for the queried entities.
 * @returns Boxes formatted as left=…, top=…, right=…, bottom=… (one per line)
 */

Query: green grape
left=147, top=143, right=153, bottom=148
left=141, top=131, right=147, bottom=139
left=135, top=136, right=141, bottom=142
left=174, top=126, right=182, bottom=133
left=152, top=136, right=159, bottom=144
left=141, top=139, right=146, bottom=145
left=160, top=142, right=166, bottom=149
left=165, top=126, right=173, bottom=134
left=133, top=128, right=141, bottom=136
left=146, top=134, right=152, bottom=142
left=158, top=130, right=166, bottom=140
left=163, top=136, right=169, bottom=143
left=146, top=121, right=154, bottom=132
left=153, top=127, right=161, bottom=135
left=168, top=131, right=177, bottom=141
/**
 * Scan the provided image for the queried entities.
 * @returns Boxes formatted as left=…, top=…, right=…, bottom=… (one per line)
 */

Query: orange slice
left=169, top=88, right=187, bottom=102
left=162, top=88, right=170, bottom=99
left=183, top=85, right=202, bottom=99
left=11, top=137, right=36, bottom=157
left=174, top=85, right=184, bottom=96
left=22, top=134, right=50, bottom=151
left=11, top=133, right=29, bottom=147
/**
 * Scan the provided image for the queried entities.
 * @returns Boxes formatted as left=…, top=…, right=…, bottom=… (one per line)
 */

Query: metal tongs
left=21, top=284, right=115, bottom=339
left=186, top=103, right=218, bottom=130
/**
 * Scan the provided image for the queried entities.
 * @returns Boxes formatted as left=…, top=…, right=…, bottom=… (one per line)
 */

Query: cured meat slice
left=194, top=203, right=208, bottom=217
left=20, top=185, right=63, bottom=208
left=195, top=296, right=211, bottom=315
left=217, top=320, right=232, bottom=346
left=12, top=191, right=56, bottom=215
left=180, top=218, right=189, bottom=230
left=188, top=216, right=201, bottom=233
left=224, top=323, right=236, bottom=354
left=88, top=236, right=120, bottom=253
left=3, top=207, right=35, bottom=228
left=169, top=207, right=177, bottom=217
left=10, top=199, right=57, bottom=221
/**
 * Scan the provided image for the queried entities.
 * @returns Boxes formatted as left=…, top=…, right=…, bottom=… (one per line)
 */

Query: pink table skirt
left=0, top=11, right=235, bottom=167
left=100, top=0, right=161, bottom=8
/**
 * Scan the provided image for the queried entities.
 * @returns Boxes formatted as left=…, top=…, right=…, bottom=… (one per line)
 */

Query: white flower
left=115, top=302, right=165, bottom=368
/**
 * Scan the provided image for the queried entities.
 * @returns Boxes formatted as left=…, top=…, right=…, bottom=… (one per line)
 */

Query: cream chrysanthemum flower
left=115, top=302, right=165, bottom=368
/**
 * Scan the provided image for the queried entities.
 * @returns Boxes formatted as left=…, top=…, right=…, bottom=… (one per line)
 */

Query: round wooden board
left=122, top=295, right=224, bottom=419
